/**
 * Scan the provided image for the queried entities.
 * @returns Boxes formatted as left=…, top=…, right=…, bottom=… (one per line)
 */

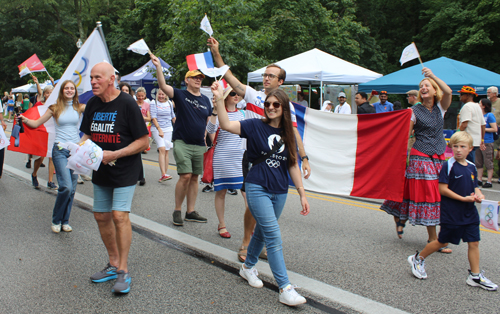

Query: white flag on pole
left=127, top=39, right=151, bottom=56
left=38, top=27, right=112, bottom=157
left=200, top=14, right=213, bottom=36
left=399, top=43, right=420, bottom=66
left=480, top=200, right=499, bottom=231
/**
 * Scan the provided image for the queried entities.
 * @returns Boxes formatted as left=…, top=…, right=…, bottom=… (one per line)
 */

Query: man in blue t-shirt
left=369, top=90, right=393, bottom=113
left=151, top=54, right=212, bottom=226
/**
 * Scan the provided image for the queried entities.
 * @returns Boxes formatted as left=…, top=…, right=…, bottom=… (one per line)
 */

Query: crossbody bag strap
left=249, top=139, right=284, bottom=169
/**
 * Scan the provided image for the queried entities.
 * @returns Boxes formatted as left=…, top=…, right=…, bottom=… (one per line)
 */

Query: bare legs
left=94, top=211, right=132, bottom=272
left=175, top=173, right=199, bottom=213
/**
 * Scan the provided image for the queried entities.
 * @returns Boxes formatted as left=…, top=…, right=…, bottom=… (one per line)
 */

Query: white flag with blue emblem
left=480, top=200, right=499, bottom=231
left=399, top=43, right=420, bottom=66
left=200, top=14, right=213, bottom=36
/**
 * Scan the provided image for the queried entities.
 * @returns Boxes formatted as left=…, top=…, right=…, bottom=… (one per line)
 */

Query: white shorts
left=151, top=128, right=173, bottom=150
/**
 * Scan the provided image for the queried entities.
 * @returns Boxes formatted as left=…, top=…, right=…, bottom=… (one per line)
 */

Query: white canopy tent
left=247, top=48, right=382, bottom=107
left=11, top=80, right=54, bottom=93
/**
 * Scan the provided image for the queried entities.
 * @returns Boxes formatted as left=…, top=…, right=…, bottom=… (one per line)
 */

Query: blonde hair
left=417, top=78, right=443, bottom=104
left=136, top=87, right=146, bottom=95
left=48, top=80, right=82, bottom=123
left=449, top=131, right=473, bottom=147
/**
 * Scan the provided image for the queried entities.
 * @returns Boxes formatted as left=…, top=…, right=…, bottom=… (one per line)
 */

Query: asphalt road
left=2, top=137, right=500, bottom=314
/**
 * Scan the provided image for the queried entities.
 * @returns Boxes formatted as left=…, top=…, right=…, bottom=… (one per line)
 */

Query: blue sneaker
left=112, top=270, right=131, bottom=294
left=90, top=263, right=117, bottom=283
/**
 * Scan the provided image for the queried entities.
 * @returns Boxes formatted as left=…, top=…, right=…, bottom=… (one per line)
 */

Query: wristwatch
left=301, top=155, right=309, bottom=161
left=212, top=113, right=218, bottom=116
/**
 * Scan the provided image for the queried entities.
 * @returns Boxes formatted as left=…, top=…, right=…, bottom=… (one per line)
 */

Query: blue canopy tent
left=358, top=57, right=500, bottom=95
left=121, top=58, right=172, bottom=99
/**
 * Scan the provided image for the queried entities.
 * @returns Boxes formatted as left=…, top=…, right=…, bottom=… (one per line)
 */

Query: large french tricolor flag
left=186, top=51, right=214, bottom=71
left=295, top=105, right=412, bottom=202
left=8, top=27, right=111, bottom=157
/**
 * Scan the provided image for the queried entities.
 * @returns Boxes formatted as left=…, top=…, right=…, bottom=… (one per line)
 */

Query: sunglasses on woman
left=229, top=91, right=237, bottom=97
left=263, top=101, right=281, bottom=108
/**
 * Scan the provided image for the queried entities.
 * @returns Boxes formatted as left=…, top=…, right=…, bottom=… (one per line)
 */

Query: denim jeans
left=52, top=144, right=78, bottom=225
left=244, top=182, right=289, bottom=289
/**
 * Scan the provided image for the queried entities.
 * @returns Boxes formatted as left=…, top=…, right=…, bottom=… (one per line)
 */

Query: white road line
left=5, top=164, right=409, bottom=314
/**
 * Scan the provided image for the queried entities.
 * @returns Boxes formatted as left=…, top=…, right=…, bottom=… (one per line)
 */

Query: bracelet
left=215, top=97, right=224, bottom=102
left=212, top=113, right=218, bottom=116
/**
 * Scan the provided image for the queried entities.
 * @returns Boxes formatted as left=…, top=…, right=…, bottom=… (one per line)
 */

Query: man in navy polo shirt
left=151, top=54, right=212, bottom=226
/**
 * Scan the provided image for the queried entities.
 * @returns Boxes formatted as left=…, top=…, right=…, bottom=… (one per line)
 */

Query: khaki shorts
left=475, top=143, right=494, bottom=170
left=173, top=139, right=205, bottom=175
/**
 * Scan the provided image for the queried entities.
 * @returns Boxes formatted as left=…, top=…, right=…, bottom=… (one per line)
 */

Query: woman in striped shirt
left=207, top=87, right=245, bottom=238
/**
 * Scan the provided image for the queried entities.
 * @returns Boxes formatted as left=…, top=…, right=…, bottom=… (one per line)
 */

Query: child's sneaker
left=279, top=284, right=306, bottom=306
left=408, top=251, right=427, bottom=279
left=239, top=264, right=263, bottom=288
left=466, top=270, right=498, bottom=291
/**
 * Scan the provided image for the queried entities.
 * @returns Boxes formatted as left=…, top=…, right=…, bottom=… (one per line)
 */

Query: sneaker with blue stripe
left=90, top=263, right=117, bottom=283
left=112, top=270, right=131, bottom=294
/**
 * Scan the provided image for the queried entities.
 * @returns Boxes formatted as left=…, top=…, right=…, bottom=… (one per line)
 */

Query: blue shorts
left=438, top=223, right=480, bottom=245
left=7, top=106, right=14, bottom=112
left=93, top=184, right=136, bottom=213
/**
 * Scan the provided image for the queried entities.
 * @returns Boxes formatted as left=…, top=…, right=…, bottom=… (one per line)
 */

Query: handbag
left=201, top=128, right=220, bottom=184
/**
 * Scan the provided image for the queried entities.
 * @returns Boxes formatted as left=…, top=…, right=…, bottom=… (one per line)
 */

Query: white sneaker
left=466, top=270, right=498, bottom=291
left=62, top=224, right=73, bottom=232
left=239, top=264, right=263, bottom=288
left=51, top=224, right=61, bottom=233
left=279, top=284, right=306, bottom=306
left=77, top=176, right=84, bottom=184
left=80, top=174, right=92, bottom=181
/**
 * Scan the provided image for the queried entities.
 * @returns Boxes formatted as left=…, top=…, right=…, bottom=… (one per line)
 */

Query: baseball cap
left=185, top=70, right=205, bottom=79
left=338, top=92, right=346, bottom=98
left=406, top=90, right=418, bottom=97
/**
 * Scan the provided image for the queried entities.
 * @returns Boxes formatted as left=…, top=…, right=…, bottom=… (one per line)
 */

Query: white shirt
left=459, top=101, right=486, bottom=146
left=334, top=103, right=351, bottom=114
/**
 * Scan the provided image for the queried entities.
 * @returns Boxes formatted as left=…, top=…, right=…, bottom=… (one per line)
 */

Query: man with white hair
left=487, top=86, right=500, bottom=180
left=488, top=86, right=500, bottom=120
left=81, top=62, right=149, bottom=294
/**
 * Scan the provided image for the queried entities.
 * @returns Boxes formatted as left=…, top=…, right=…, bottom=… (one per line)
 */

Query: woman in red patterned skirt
left=381, top=67, right=452, bottom=250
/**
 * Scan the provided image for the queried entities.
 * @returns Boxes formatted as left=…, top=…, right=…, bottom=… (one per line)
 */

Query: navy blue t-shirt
left=240, top=119, right=290, bottom=194
left=172, top=88, right=212, bottom=146
left=439, top=158, right=479, bottom=225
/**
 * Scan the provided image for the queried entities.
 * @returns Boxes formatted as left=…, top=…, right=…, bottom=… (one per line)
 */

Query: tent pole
left=308, top=84, right=311, bottom=107
left=320, top=81, right=323, bottom=108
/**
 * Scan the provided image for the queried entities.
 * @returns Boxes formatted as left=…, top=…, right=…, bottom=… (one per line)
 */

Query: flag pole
left=413, top=42, right=424, bottom=69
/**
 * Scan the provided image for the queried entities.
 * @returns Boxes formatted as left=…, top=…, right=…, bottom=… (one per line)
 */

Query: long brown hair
left=48, top=80, right=82, bottom=123
left=263, top=89, right=297, bottom=166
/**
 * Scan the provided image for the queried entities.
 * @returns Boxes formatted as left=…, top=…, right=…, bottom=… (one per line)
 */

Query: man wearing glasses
left=151, top=54, right=212, bottom=226
left=207, top=37, right=311, bottom=262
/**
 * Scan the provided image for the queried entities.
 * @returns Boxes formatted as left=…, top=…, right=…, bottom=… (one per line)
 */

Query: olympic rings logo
left=86, top=152, right=98, bottom=165
left=0, top=138, right=5, bottom=145
left=484, top=205, right=495, bottom=226
left=266, top=159, right=280, bottom=168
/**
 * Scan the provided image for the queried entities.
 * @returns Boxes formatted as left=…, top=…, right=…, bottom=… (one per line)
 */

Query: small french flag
left=221, top=79, right=229, bottom=89
left=186, top=51, right=214, bottom=71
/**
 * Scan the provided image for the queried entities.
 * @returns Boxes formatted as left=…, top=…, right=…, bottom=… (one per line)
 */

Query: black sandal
left=396, top=221, right=406, bottom=239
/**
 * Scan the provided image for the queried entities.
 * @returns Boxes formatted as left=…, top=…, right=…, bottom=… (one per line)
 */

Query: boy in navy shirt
left=408, top=131, right=497, bottom=291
